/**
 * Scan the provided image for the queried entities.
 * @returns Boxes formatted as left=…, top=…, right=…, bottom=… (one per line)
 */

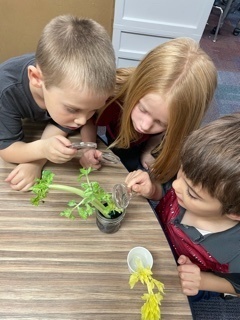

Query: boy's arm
left=177, top=255, right=240, bottom=296
left=4, top=123, right=77, bottom=191
left=200, top=272, right=239, bottom=296
left=80, top=118, right=97, bottom=142
left=0, top=123, right=76, bottom=164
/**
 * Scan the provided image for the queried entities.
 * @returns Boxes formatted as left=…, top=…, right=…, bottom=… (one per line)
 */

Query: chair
left=233, top=17, right=240, bottom=35
left=211, top=0, right=240, bottom=41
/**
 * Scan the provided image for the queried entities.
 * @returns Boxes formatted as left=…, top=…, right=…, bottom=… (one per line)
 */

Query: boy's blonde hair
left=181, top=113, right=240, bottom=215
left=36, top=15, right=116, bottom=95
left=106, top=38, right=217, bottom=183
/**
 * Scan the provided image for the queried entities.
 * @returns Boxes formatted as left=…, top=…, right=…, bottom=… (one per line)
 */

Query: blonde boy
left=0, top=15, right=115, bottom=191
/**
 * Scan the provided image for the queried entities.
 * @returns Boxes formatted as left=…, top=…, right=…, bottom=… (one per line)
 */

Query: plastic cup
left=127, top=246, right=153, bottom=273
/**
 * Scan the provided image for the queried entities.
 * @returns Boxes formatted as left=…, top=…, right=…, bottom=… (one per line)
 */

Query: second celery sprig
left=129, top=260, right=165, bottom=320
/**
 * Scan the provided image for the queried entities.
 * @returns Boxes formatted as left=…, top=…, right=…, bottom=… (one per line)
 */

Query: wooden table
left=0, top=123, right=192, bottom=319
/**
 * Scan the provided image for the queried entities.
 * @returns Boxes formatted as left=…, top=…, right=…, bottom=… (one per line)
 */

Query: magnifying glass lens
left=112, top=183, right=132, bottom=209
left=100, top=152, right=120, bottom=164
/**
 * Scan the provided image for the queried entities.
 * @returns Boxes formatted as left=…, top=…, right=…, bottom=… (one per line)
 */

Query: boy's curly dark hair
left=181, top=113, right=240, bottom=215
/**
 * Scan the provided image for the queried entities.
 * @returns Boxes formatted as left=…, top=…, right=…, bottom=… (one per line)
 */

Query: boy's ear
left=226, top=213, right=240, bottom=221
left=28, top=65, right=43, bottom=88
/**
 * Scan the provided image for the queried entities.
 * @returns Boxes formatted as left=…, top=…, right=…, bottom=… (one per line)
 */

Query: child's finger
left=177, top=255, right=192, bottom=265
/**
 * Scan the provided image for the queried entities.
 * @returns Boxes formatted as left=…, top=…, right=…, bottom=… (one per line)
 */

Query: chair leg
left=212, top=6, right=224, bottom=42
left=212, top=0, right=235, bottom=41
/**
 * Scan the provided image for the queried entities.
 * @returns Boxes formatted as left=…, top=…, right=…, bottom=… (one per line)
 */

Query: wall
left=0, top=0, right=115, bottom=62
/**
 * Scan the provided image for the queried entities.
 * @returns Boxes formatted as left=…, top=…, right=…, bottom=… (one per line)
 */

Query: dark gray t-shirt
left=0, top=54, right=69, bottom=150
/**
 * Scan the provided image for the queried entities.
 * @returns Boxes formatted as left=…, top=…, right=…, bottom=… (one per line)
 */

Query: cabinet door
left=112, top=0, right=214, bottom=67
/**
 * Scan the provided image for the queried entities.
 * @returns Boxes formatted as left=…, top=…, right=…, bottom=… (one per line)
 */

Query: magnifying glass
left=99, top=152, right=120, bottom=165
left=112, top=183, right=135, bottom=209
left=69, top=143, right=120, bottom=166
left=69, top=142, right=97, bottom=150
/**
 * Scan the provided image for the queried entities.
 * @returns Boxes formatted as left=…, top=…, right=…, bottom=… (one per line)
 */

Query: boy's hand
left=177, top=255, right=201, bottom=296
left=125, top=170, right=162, bottom=200
left=79, top=149, right=102, bottom=169
left=42, top=135, right=77, bottom=163
left=5, top=162, right=43, bottom=191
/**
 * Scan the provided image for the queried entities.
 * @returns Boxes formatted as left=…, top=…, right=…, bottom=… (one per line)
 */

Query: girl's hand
left=79, top=149, right=102, bottom=169
left=42, top=135, right=77, bottom=163
left=140, top=152, right=155, bottom=170
left=177, top=255, right=201, bottom=296
left=125, top=170, right=160, bottom=199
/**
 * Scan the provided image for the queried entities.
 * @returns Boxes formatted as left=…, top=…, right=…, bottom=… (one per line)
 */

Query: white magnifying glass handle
left=69, top=142, right=97, bottom=150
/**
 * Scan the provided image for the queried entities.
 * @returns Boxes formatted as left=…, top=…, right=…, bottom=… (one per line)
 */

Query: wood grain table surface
left=0, top=122, right=192, bottom=320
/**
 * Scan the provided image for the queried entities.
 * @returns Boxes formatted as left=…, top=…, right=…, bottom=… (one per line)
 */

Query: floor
left=200, top=6, right=240, bottom=124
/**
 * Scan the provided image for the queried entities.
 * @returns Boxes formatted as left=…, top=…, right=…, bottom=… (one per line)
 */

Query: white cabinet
left=112, top=0, right=214, bottom=67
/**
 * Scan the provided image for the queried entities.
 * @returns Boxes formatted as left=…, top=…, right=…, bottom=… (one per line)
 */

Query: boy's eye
left=186, top=189, right=198, bottom=200
left=66, top=107, right=79, bottom=114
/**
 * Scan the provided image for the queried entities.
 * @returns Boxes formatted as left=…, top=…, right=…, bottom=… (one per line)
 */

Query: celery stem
left=49, top=184, right=110, bottom=217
